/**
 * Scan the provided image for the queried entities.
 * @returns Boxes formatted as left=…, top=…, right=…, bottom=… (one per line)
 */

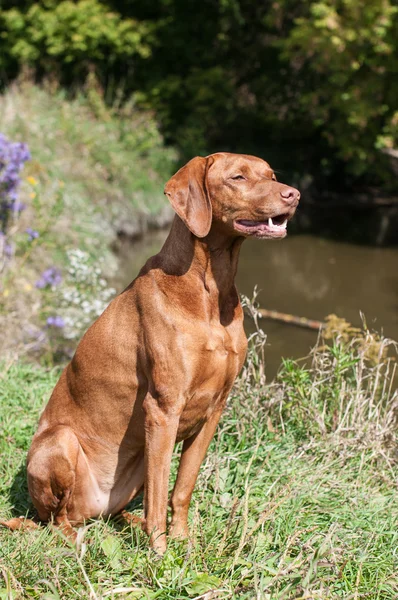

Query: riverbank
left=0, top=322, right=397, bottom=598
left=2, top=82, right=398, bottom=365
left=0, top=82, right=176, bottom=362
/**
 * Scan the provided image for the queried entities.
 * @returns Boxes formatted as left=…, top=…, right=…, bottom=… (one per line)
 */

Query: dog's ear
left=164, top=156, right=213, bottom=238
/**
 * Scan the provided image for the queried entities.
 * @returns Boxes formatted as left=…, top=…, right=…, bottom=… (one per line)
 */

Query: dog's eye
left=231, top=175, right=246, bottom=181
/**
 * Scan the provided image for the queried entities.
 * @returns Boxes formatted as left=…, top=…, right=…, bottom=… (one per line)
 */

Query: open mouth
left=234, top=213, right=289, bottom=238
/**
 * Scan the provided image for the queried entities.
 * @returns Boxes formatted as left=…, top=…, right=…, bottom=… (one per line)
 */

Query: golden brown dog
left=4, top=153, right=299, bottom=553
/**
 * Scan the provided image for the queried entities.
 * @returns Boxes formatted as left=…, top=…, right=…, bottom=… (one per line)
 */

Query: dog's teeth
left=282, top=219, right=287, bottom=229
left=268, top=217, right=273, bottom=227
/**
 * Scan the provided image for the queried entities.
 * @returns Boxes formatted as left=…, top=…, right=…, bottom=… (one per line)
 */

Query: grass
left=0, top=80, right=176, bottom=233
left=0, top=318, right=397, bottom=599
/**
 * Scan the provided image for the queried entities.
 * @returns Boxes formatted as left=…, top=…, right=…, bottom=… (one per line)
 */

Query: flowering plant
left=0, top=133, right=30, bottom=229
left=0, top=133, right=30, bottom=272
left=0, top=132, right=118, bottom=362
left=59, top=249, right=116, bottom=340
left=36, top=267, right=62, bottom=289
left=41, top=249, right=116, bottom=343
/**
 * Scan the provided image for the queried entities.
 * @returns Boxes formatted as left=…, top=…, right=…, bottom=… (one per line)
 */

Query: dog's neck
left=158, top=216, right=244, bottom=321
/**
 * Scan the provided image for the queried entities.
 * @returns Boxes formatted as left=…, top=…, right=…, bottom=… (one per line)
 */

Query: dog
left=3, top=152, right=299, bottom=554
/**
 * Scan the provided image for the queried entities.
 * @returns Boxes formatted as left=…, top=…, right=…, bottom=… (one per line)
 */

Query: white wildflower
left=53, top=249, right=116, bottom=340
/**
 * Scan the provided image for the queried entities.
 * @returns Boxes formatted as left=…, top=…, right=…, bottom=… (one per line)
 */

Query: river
left=114, top=227, right=398, bottom=379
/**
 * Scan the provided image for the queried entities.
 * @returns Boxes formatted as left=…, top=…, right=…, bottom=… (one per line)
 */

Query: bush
left=278, top=0, right=398, bottom=184
left=0, top=0, right=153, bottom=83
left=239, top=298, right=398, bottom=460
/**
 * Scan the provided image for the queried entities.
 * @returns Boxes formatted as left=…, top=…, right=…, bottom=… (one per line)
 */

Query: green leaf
left=184, top=573, right=222, bottom=596
left=101, top=534, right=122, bottom=569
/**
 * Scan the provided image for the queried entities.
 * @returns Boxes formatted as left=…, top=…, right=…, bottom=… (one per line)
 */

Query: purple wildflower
left=0, top=231, right=13, bottom=260
left=36, top=267, right=62, bottom=289
left=4, top=242, right=13, bottom=258
left=0, top=133, right=30, bottom=230
left=11, top=199, right=26, bottom=212
left=46, top=316, right=65, bottom=328
left=25, top=228, right=39, bottom=241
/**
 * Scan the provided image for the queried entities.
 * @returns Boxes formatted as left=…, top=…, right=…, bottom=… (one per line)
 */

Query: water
left=114, top=229, right=398, bottom=378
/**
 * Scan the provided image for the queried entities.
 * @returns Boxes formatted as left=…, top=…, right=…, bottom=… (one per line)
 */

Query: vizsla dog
left=4, top=153, right=299, bottom=553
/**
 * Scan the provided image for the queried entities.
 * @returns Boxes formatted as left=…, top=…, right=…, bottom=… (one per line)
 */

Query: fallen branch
left=254, top=308, right=325, bottom=331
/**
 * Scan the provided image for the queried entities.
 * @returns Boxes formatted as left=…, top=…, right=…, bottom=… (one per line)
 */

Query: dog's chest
left=196, top=317, right=246, bottom=378
left=175, top=322, right=247, bottom=440
left=203, top=326, right=242, bottom=371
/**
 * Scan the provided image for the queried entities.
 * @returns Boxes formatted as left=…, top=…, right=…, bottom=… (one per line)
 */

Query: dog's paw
left=150, top=532, right=167, bottom=557
left=169, top=521, right=189, bottom=540
left=116, top=510, right=143, bottom=528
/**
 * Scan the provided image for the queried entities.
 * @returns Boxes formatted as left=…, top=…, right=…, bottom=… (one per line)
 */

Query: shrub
left=0, top=0, right=153, bottom=83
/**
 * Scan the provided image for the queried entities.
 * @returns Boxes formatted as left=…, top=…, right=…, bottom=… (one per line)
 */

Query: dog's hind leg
left=1, top=425, right=80, bottom=538
left=26, top=425, right=82, bottom=539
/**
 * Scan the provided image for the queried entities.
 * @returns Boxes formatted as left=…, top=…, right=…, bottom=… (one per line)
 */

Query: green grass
left=0, top=81, right=176, bottom=231
left=0, top=321, right=397, bottom=599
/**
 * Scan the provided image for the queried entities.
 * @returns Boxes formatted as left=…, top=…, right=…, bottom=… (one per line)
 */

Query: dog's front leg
left=169, top=406, right=224, bottom=540
left=142, top=394, right=180, bottom=554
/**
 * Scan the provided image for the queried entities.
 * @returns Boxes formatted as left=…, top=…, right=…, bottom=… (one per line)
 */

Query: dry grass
left=241, top=295, right=398, bottom=464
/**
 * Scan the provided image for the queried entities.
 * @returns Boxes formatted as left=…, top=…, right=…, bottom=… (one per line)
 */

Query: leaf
left=101, top=534, right=123, bottom=569
left=217, top=467, right=229, bottom=492
left=184, top=573, right=222, bottom=596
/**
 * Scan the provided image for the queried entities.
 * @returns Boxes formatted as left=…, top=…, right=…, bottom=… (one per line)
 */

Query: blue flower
left=5, top=242, right=13, bottom=258
left=25, top=228, right=39, bottom=241
left=11, top=199, right=26, bottom=212
left=36, top=267, right=62, bottom=289
left=46, top=316, right=65, bottom=328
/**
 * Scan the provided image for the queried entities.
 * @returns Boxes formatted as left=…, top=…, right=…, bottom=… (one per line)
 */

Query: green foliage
left=141, top=66, right=237, bottom=157
left=279, top=0, right=398, bottom=180
left=0, top=0, right=397, bottom=189
left=131, top=0, right=398, bottom=186
left=0, top=0, right=153, bottom=79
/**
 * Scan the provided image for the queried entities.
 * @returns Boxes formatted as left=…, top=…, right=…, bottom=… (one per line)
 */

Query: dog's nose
left=280, top=187, right=300, bottom=205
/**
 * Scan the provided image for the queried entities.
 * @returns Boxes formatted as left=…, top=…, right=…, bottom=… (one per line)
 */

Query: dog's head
left=164, top=152, right=300, bottom=239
